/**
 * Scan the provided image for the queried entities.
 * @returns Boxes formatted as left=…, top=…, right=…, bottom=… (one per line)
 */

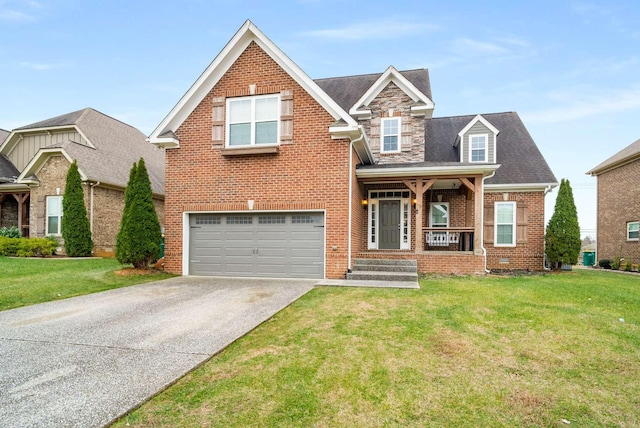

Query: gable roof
left=425, top=112, right=557, bottom=187
left=0, top=129, right=9, bottom=144
left=587, top=138, right=640, bottom=176
left=149, top=20, right=360, bottom=148
left=6, top=108, right=165, bottom=195
left=315, top=68, right=433, bottom=113
left=0, top=154, right=19, bottom=182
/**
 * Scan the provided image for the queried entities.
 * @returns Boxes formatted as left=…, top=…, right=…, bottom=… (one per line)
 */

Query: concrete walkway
left=0, top=277, right=315, bottom=428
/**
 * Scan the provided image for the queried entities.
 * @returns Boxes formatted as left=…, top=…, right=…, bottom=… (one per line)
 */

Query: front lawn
left=0, top=257, right=174, bottom=311
left=114, top=270, right=640, bottom=427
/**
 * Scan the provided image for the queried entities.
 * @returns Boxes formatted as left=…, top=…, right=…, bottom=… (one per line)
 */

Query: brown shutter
left=484, top=203, right=494, bottom=245
left=36, top=196, right=45, bottom=237
left=280, top=90, right=293, bottom=143
left=211, top=97, right=225, bottom=146
left=516, top=203, right=528, bottom=244
left=401, top=119, right=412, bottom=152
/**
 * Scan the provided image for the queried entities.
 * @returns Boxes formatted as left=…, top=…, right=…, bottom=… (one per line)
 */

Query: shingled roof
left=11, top=108, right=165, bottom=195
left=426, top=112, right=557, bottom=185
left=587, top=138, right=640, bottom=175
left=315, top=69, right=432, bottom=112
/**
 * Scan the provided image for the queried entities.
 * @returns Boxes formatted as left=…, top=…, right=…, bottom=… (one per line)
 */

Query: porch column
left=404, top=178, right=435, bottom=254
left=12, top=193, right=29, bottom=237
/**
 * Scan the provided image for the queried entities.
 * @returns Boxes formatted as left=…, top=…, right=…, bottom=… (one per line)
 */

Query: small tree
left=61, top=160, right=93, bottom=256
left=116, top=158, right=161, bottom=268
left=116, top=162, right=137, bottom=264
left=545, top=178, right=581, bottom=270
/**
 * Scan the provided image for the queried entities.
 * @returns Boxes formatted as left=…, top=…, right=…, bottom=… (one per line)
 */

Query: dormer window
left=470, top=134, right=487, bottom=162
left=227, top=94, right=280, bottom=147
left=381, top=117, right=401, bottom=153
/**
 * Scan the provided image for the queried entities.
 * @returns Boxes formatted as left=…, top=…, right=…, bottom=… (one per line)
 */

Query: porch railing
left=423, top=227, right=474, bottom=251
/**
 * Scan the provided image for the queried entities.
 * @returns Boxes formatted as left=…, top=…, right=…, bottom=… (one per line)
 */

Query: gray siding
left=8, top=129, right=89, bottom=171
left=462, top=121, right=495, bottom=163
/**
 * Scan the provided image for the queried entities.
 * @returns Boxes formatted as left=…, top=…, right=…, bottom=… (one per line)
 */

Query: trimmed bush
left=612, top=258, right=621, bottom=270
left=545, top=179, right=581, bottom=270
left=624, top=260, right=633, bottom=272
left=0, top=237, right=58, bottom=257
left=598, top=259, right=612, bottom=269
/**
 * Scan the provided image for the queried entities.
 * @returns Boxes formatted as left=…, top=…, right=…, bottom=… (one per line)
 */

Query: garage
left=188, top=212, right=325, bottom=278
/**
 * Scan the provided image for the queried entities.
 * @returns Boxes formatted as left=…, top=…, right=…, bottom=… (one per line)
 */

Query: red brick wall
left=484, top=191, right=546, bottom=271
left=163, top=41, right=352, bottom=278
left=596, top=159, right=640, bottom=265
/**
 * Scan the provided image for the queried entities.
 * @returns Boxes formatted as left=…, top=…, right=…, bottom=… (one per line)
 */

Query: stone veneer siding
left=28, top=155, right=164, bottom=257
left=163, top=41, right=353, bottom=278
left=361, top=82, right=426, bottom=164
left=595, top=158, right=640, bottom=265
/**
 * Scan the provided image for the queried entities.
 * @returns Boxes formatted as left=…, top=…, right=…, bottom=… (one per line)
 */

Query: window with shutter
left=516, top=204, right=528, bottom=244
left=484, top=204, right=494, bottom=245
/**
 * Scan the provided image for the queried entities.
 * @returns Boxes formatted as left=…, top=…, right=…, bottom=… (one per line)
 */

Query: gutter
left=89, top=181, right=100, bottom=234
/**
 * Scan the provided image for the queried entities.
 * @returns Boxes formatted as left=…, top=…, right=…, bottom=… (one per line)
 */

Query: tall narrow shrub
left=61, top=160, right=93, bottom=256
left=116, top=162, right=137, bottom=264
left=545, top=178, right=581, bottom=270
left=116, top=158, right=161, bottom=268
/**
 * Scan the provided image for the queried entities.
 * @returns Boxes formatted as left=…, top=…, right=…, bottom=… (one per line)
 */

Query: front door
left=379, top=200, right=400, bottom=249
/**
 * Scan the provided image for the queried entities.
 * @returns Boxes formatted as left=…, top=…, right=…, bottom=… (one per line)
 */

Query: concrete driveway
left=0, top=276, right=316, bottom=428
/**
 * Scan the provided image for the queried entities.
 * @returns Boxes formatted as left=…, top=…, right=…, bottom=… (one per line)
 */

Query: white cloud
left=0, top=0, right=43, bottom=22
left=18, top=61, right=68, bottom=71
left=523, top=85, right=640, bottom=123
left=301, top=19, right=439, bottom=40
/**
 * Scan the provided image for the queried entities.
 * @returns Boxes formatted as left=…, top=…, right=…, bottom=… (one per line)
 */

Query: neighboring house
left=587, top=138, right=640, bottom=265
left=0, top=108, right=165, bottom=256
left=148, top=20, right=557, bottom=279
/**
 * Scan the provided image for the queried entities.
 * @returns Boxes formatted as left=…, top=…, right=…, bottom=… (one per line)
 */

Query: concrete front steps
left=341, top=258, right=419, bottom=288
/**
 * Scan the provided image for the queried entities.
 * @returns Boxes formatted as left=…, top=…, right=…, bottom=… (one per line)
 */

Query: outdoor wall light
left=362, top=199, right=368, bottom=208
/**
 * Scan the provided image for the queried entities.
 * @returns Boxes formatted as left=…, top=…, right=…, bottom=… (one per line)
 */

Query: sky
left=2, top=0, right=639, bottom=238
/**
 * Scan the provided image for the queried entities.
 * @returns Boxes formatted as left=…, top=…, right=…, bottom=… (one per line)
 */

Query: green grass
left=113, top=270, right=640, bottom=427
left=0, top=257, right=174, bottom=311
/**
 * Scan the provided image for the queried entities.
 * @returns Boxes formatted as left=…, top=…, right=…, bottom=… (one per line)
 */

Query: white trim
left=380, top=117, right=401, bottom=153
left=429, top=202, right=450, bottom=228
left=357, top=164, right=500, bottom=179
left=627, top=221, right=639, bottom=241
left=1, top=125, right=96, bottom=155
left=46, top=195, right=63, bottom=236
left=494, top=201, right=516, bottom=247
left=149, top=20, right=357, bottom=146
left=17, top=148, right=88, bottom=183
left=457, top=114, right=499, bottom=138
left=485, top=182, right=558, bottom=192
left=349, top=66, right=434, bottom=119
left=469, top=134, right=488, bottom=163
left=367, top=190, right=411, bottom=250
left=225, top=93, right=281, bottom=147
left=182, top=209, right=327, bottom=278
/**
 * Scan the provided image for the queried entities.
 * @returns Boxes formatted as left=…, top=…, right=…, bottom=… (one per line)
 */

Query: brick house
left=587, top=138, right=640, bottom=265
left=149, top=20, right=557, bottom=279
left=0, top=108, right=165, bottom=256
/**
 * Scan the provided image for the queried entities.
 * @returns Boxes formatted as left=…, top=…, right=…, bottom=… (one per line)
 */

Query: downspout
left=481, top=171, right=496, bottom=274
left=347, top=132, right=365, bottom=274
left=542, top=183, right=554, bottom=270
left=89, top=182, right=100, bottom=234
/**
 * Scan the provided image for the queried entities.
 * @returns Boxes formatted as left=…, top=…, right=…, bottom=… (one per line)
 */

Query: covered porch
left=0, top=190, right=30, bottom=237
left=355, top=163, right=499, bottom=274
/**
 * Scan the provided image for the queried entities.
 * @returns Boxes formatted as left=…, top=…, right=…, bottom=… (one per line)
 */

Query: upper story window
left=226, top=94, right=280, bottom=147
left=381, top=117, right=401, bottom=153
left=47, top=195, right=63, bottom=236
left=470, top=134, right=487, bottom=162
left=628, top=221, right=639, bottom=241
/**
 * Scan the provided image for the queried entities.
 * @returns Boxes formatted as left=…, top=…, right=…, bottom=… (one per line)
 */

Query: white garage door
left=189, top=212, right=324, bottom=278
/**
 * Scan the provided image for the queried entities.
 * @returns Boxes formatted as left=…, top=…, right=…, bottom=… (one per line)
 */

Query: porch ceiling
left=355, top=162, right=500, bottom=180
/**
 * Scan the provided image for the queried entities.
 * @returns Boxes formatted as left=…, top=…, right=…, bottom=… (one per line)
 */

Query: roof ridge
left=431, top=111, right=517, bottom=120
left=314, top=68, right=428, bottom=81
left=78, top=108, right=144, bottom=133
